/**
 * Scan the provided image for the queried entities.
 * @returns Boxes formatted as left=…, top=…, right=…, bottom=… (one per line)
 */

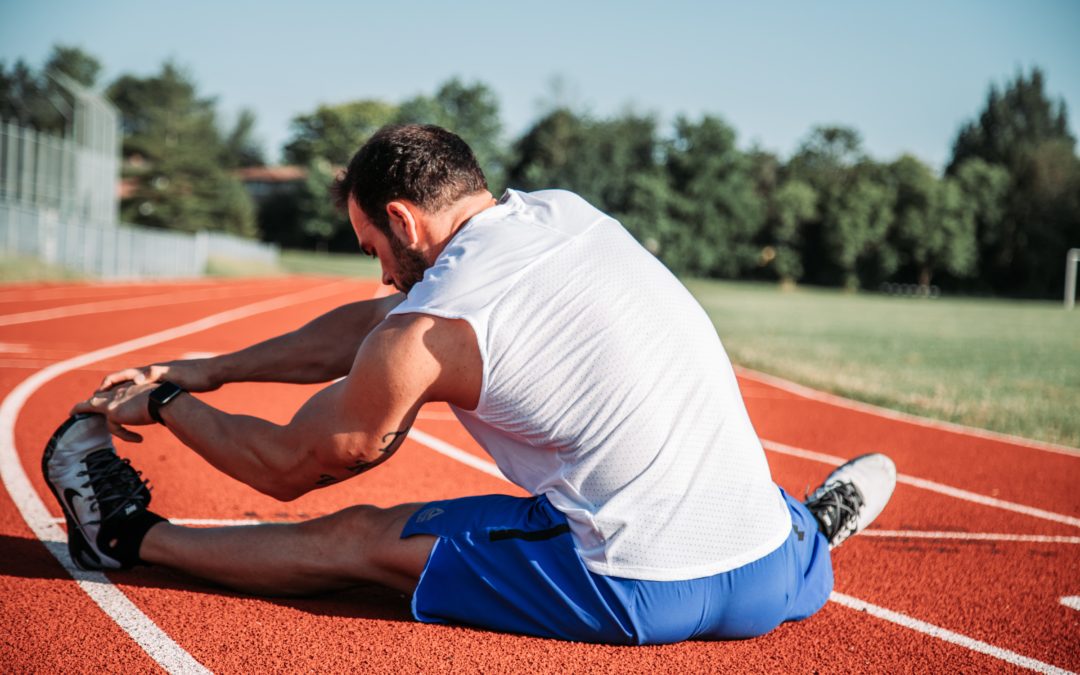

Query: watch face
left=149, top=382, right=184, bottom=424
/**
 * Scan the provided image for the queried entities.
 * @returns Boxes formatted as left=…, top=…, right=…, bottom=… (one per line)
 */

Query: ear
left=385, top=201, right=420, bottom=247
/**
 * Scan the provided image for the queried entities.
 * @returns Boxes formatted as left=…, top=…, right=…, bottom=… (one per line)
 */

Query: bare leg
left=139, top=503, right=435, bottom=596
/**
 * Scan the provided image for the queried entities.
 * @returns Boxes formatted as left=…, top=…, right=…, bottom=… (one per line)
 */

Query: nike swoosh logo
left=63, top=488, right=85, bottom=523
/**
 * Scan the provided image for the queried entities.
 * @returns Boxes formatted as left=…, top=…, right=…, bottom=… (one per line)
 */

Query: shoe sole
left=41, top=414, right=106, bottom=570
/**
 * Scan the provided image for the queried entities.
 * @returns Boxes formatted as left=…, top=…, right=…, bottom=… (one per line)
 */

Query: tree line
left=3, top=46, right=1077, bottom=297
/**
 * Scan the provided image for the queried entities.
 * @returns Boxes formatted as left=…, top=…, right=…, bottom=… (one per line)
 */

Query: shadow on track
left=2, top=533, right=413, bottom=622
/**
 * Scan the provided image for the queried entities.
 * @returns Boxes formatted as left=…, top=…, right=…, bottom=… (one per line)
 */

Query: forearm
left=208, top=295, right=403, bottom=386
left=159, top=394, right=307, bottom=501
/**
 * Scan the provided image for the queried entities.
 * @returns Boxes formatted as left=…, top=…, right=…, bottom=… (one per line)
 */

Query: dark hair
left=331, top=124, right=488, bottom=236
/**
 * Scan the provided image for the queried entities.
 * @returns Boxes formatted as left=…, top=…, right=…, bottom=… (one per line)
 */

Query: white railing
left=0, top=202, right=279, bottom=279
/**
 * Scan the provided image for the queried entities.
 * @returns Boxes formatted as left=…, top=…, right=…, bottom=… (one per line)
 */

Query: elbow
left=259, top=480, right=307, bottom=503
left=250, top=468, right=309, bottom=502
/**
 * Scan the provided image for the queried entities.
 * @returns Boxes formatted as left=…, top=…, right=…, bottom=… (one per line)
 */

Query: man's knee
left=296, top=503, right=428, bottom=588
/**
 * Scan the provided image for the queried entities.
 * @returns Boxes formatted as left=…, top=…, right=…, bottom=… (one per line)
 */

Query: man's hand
left=71, top=381, right=161, bottom=442
left=99, top=358, right=219, bottom=393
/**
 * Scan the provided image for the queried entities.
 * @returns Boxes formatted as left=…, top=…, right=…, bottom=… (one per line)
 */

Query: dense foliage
left=3, top=47, right=1077, bottom=297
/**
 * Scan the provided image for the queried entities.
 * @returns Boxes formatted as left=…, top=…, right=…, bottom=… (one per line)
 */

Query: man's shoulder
left=366, top=312, right=481, bottom=408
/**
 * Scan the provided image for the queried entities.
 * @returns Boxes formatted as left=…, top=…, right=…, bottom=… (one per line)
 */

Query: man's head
left=332, top=124, right=489, bottom=293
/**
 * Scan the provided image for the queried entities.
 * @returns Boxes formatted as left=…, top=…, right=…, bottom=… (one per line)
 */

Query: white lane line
left=737, top=367, right=1080, bottom=458
left=0, top=280, right=218, bottom=304
left=861, top=530, right=1080, bottom=544
left=830, top=592, right=1072, bottom=674
left=0, top=279, right=355, bottom=675
left=763, top=440, right=1080, bottom=529
left=0, top=281, right=296, bottom=327
left=408, top=428, right=507, bottom=480
left=1061, top=597, right=1080, bottom=612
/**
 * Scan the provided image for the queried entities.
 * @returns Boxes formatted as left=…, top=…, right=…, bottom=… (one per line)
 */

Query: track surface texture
left=1, top=278, right=1076, bottom=674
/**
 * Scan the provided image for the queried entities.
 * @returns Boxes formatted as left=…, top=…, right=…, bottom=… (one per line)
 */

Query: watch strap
left=148, top=381, right=185, bottom=425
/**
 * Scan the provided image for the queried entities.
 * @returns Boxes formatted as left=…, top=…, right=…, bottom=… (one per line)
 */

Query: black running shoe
left=42, top=414, right=163, bottom=570
left=804, top=453, right=896, bottom=550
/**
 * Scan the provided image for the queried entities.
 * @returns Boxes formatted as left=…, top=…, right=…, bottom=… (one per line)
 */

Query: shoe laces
left=805, top=480, right=864, bottom=548
left=76, top=449, right=151, bottom=525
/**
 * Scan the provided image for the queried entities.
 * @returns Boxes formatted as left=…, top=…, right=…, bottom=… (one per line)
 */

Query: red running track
left=1, top=277, right=1076, bottom=673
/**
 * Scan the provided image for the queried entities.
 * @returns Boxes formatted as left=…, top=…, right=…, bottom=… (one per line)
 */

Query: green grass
left=686, top=279, right=1080, bottom=448
left=279, top=249, right=381, bottom=277
left=0, top=255, right=83, bottom=282
left=205, top=255, right=284, bottom=277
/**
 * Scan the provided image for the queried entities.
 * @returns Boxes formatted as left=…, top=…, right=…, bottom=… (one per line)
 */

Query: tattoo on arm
left=313, top=428, right=409, bottom=487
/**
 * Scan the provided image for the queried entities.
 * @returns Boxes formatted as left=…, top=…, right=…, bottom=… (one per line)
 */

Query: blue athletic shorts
left=400, top=487, right=833, bottom=644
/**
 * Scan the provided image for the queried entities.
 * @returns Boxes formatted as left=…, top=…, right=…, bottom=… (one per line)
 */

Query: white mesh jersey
left=389, top=189, right=791, bottom=581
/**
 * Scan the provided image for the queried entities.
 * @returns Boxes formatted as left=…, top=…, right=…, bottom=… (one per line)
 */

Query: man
left=45, top=124, right=896, bottom=644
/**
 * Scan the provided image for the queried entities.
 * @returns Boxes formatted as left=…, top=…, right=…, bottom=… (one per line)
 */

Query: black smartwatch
left=148, top=381, right=186, bottom=426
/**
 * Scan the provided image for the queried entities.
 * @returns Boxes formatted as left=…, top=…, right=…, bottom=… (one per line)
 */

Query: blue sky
left=2, top=0, right=1078, bottom=169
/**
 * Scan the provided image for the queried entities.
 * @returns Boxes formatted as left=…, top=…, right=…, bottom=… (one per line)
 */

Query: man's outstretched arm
left=74, top=313, right=481, bottom=501
left=99, top=293, right=405, bottom=393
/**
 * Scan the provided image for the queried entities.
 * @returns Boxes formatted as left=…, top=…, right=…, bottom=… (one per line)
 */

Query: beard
left=388, top=232, right=430, bottom=294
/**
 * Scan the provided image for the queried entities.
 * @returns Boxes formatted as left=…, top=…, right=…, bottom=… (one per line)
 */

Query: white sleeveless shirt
left=389, top=189, right=791, bottom=581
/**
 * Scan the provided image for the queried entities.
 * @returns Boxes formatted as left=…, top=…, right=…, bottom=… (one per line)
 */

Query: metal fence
left=0, top=80, right=279, bottom=279
left=0, top=202, right=278, bottom=279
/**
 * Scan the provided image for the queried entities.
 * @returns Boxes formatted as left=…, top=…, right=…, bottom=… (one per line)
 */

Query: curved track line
left=737, top=366, right=1080, bottom=458
left=0, top=281, right=297, bottom=327
left=0, top=280, right=216, bottom=304
left=763, top=439, right=1080, bottom=528
left=830, top=592, right=1073, bottom=674
left=0, top=279, right=354, bottom=674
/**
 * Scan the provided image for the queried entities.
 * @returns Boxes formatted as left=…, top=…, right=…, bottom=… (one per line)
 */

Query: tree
left=788, top=126, right=897, bottom=288
left=947, top=68, right=1080, bottom=296
left=661, top=115, right=766, bottom=278
left=822, top=174, right=896, bottom=289
left=764, top=178, right=817, bottom=283
left=107, top=62, right=256, bottom=236
left=220, top=108, right=265, bottom=168
left=507, top=108, right=670, bottom=260
left=0, top=45, right=102, bottom=133
left=44, top=45, right=101, bottom=88
left=296, top=156, right=349, bottom=250
left=283, top=100, right=397, bottom=166
left=396, top=79, right=505, bottom=190
left=948, top=68, right=1073, bottom=173
left=888, top=155, right=976, bottom=287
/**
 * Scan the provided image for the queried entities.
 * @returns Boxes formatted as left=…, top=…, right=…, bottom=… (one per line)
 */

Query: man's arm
left=75, top=312, right=481, bottom=501
left=99, top=293, right=405, bottom=393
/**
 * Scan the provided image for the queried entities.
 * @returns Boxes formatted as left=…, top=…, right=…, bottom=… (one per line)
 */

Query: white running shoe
left=804, top=453, right=897, bottom=549
left=42, top=413, right=160, bottom=570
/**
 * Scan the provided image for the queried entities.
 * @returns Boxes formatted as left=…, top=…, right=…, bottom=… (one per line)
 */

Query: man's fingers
left=108, top=420, right=143, bottom=443
left=70, top=399, right=99, bottom=416
left=99, top=368, right=146, bottom=391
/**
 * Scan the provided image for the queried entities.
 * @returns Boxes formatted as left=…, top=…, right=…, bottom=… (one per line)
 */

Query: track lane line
left=829, top=592, right=1073, bottom=675
left=0, top=280, right=301, bottom=327
left=0, top=279, right=356, bottom=675
left=858, top=530, right=1080, bottom=544
left=763, top=439, right=1080, bottom=528
left=737, top=366, right=1080, bottom=458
